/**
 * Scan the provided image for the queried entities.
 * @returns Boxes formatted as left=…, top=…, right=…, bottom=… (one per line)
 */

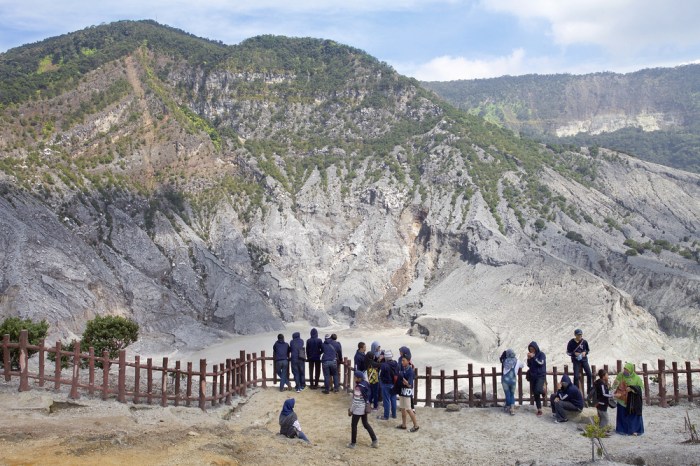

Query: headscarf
left=616, top=362, right=643, bottom=388
left=280, top=398, right=295, bottom=417
left=371, top=341, right=381, bottom=357
left=502, top=348, right=517, bottom=374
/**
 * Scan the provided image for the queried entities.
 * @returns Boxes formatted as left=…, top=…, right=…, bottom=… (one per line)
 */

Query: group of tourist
left=277, top=326, right=645, bottom=447
left=276, top=329, right=420, bottom=447
left=501, top=329, right=644, bottom=436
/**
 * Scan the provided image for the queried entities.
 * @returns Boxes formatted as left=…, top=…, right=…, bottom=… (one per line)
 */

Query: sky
left=1, top=0, right=700, bottom=81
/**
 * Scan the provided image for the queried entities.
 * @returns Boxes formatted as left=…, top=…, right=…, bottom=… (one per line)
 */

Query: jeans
left=550, top=398, right=581, bottom=421
left=380, top=382, right=397, bottom=418
left=291, top=359, right=305, bottom=389
left=351, top=414, right=376, bottom=444
left=572, top=358, right=592, bottom=394
left=369, top=383, right=380, bottom=408
left=502, top=381, right=516, bottom=407
left=308, top=360, right=321, bottom=387
left=322, top=360, right=338, bottom=391
left=275, top=360, right=290, bottom=391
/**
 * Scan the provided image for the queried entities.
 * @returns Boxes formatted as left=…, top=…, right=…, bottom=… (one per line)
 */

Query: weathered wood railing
left=3, top=331, right=698, bottom=410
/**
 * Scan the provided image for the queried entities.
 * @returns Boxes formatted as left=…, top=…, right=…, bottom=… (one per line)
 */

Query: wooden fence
left=3, top=330, right=699, bottom=410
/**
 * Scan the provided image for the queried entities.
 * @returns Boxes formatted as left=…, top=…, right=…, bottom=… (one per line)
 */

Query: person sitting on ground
left=566, top=328, right=593, bottom=401
left=550, top=374, right=584, bottom=423
left=526, top=341, right=547, bottom=416
left=279, top=398, right=310, bottom=443
left=612, top=362, right=645, bottom=436
left=397, top=355, right=419, bottom=432
left=348, top=371, right=378, bottom=449
left=594, top=369, right=614, bottom=428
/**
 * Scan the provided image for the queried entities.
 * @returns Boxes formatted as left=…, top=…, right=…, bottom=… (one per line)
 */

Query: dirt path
left=1, top=382, right=699, bottom=465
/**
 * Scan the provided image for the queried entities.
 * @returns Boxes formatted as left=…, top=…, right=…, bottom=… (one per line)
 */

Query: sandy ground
left=1, top=379, right=699, bottom=466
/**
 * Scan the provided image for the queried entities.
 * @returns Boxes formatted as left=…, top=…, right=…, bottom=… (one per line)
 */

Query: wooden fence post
left=246, top=354, right=252, bottom=389
left=134, top=355, right=141, bottom=404
left=686, top=361, right=693, bottom=403
left=174, top=360, right=181, bottom=407
left=642, top=363, right=650, bottom=405
left=517, top=368, right=524, bottom=405
left=161, top=357, right=169, bottom=407
left=101, top=350, right=110, bottom=401
left=2, top=334, right=10, bottom=381
left=212, top=364, right=218, bottom=406
left=38, top=338, right=45, bottom=387
left=453, top=370, right=458, bottom=404
left=491, top=367, right=497, bottom=406
left=118, top=350, right=126, bottom=403
left=252, top=352, right=258, bottom=387
left=225, top=359, right=232, bottom=405
left=18, top=330, right=29, bottom=392
left=54, top=341, right=62, bottom=390
left=69, top=340, right=80, bottom=399
left=147, top=358, right=153, bottom=404
left=672, top=361, right=680, bottom=404
left=425, top=367, right=433, bottom=407
left=88, top=347, right=95, bottom=396
left=413, top=367, right=418, bottom=406
left=240, top=350, right=247, bottom=396
left=261, top=351, right=267, bottom=388
left=186, top=361, right=193, bottom=407
left=199, top=359, right=207, bottom=411
left=467, top=363, right=474, bottom=407
left=658, top=359, right=668, bottom=407
left=480, top=367, right=486, bottom=407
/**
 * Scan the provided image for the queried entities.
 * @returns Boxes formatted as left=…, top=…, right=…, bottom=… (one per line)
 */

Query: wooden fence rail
left=3, top=331, right=699, bottom=410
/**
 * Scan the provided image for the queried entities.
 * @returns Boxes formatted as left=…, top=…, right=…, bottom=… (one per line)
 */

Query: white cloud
left=480, top=0, right=700, bottom=53
left=398, top=48, right=529, bottom=81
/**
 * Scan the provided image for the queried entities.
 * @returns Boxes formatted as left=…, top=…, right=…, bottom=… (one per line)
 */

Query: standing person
left=501, top=348, right=526, bottom=415
left=612, top=362, right=645, bottom=436
left=347, top=371, right=378, bottom=449
left=526, top=341, right=547, bottom=416
left=567, top=329, right=593, bottom=400
left=321, top=334, right=338, bottom=394
left=306, top=328, right=323, bottom=389
left=354, top=342, right=367, bottom=377
left=398, top=346, right=415, bottom=412
left=549, top=374, right=584, bottom=423
left=273, top=334, right=291, bottom=392
left=366, top=341, right=381, bottom=411
left=378, top=350, right=398, bottom=420
left=279, top=398, right=311, bottom=443
left=594, top=369, right=614, bottom=428
left=396, top=355, right=419, bottom=432
left=289, top=332, right=306, bottom=392
left=331, top=334, right=343, bottom=391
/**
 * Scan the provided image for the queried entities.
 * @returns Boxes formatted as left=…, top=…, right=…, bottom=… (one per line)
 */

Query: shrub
left=82, top=315, right=139, bottom=359
left=0, top=317, right=49, bottom=370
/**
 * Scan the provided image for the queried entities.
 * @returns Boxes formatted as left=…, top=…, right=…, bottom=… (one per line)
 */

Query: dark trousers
left=351, top=414, right=377, bottom=444
left=322, top=360, right=338, bottom=391
left=291, top=359, right=305, bottom=389
left=369, top=383, right=380, bottom=408
left=531, top=376, right=546, bottom=410
left=573, top=358, right=593, bottom=394
left=308, top=360, right=321, bottom=387
left=550, top=397, right=581, bottom=421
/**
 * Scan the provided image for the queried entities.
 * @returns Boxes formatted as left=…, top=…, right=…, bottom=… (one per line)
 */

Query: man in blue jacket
left=273, top=334, right=291, bottom=392
left=306, top=328, right=323, bottom=389
left=550, top=374, right=584, bottom=423
left=321, top=334, right=338, bottom=394
left=290, top=332, right=306, bottom=392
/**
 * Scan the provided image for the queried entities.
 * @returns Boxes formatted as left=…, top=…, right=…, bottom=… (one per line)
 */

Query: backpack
left=590, top=381, right=599, bottom=406
left=298, top=345, right=306, bottom=360
left=499, top=350, right=507, bottom=372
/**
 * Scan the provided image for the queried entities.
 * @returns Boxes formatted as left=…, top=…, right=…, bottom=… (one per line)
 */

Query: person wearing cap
left=347, top=370, right=378, bottom=449
left=378, top=349, right=398, bottom=420
left=566, top=329, right=592, bottom=400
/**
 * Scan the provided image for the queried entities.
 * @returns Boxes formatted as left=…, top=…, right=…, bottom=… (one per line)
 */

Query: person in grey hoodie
left=289, top=332, right=306, bottom=392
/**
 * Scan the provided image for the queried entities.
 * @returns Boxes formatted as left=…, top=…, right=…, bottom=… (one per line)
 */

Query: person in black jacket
left=289, top=332, right=306, bottom=392
left=566, top=328, right=592, bottom=399
left=279, top=398, right=310, bottom=443
left=549, top=374, right=584, bottom=423
left=331, top=334, right=343, bottom=391
left=321, top=334, right=338, bottom=394
left=306, top=328, right=323, bottom=389
left=526, top=341, right=547, bottom=416
left=593, top=369, right=614, bottom=427
left=273, top=334, right=291, bottom=392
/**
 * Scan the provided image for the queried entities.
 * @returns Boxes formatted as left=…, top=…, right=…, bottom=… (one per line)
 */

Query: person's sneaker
left=321, top=390, right=330, bottom=394
left=536, top=410, right=543, bottom=416
left=376, top=416, right=389, bottom=421
left=554, top=418, right=568, bottom=423
left=509, top=407, right=515, bottom=416
left=296, top=388, right=302, bottom=393
left=371, top=440, right=378, bottom=448
left=347, top=443, right=356, bottom=449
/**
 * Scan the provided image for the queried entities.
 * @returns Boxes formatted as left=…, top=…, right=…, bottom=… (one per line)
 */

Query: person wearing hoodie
left=279, top=398, right=310, bottom=443
left=331, top=334, right=343, bottom=389
left=321, top=334, right=338, bottom=394
left=354, top=342, right=367, bottom=376
left=526, top=341, right=547, bottom=416
left=347, top=370, right=378, bottom=449
left=378, top=349, right=398, bottom=420
left=289, top=332, right=306, bottom=392
left=306, top=328, right=323, bottom=389
left=501, top=348, right=526, bottom=415
left=273, top=334, right=292, bottom=392
left=549, top=374, right=584, bottom=423
left=366, top=341, right=382, bottom=410
left=398, top=346, right=415, bottom=411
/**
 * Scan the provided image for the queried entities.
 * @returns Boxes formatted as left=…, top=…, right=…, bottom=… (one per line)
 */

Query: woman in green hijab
left=612, top=362, right=644, bottom=435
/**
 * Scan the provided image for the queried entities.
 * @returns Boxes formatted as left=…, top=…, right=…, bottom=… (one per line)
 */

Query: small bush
left=0, top=317, right=49, bottom=370
left=82, top=315, right=139, bottom=360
